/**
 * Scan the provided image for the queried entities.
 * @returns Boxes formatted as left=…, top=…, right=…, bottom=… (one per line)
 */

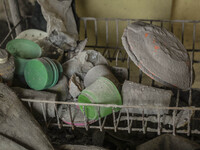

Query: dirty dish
left=37, top=38, right=64, bottom=62
left=62, top=50, right=108, bottom=79
left=84, top=65, right=119, bottom=88
left=110, top=66, right=128, bottom=83
left=15, top=29, right=47, bottom=42
left=24, top=58, right=54, bottom=90
left=78, top=77, right=122, bottom=120
left=122, top=22, right=191, bottom=90
left=16, top=30, right=64, bottom=63
left=122, top=80, right=172, bottom=115
left=47, top=75, right=70, bottom=101
left=53, top=59, right=63, bottom=76
left=42, top=57, right=59, bottom=88
left=24, top=57, right=62, bottom=90
left=49, top=60, right=59, bottom=88
left=6, top=39, right=42, bottom=75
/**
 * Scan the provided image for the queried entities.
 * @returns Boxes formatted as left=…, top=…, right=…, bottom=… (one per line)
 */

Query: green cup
left=6, top=39, right=42, bottom=75
left=78, top=77, right=122, bottom=120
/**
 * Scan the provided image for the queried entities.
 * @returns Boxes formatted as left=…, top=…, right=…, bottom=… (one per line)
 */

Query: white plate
left=16, top=29, right=47, bottom=42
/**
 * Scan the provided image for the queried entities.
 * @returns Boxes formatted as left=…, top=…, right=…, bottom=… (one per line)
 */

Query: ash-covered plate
left=122, top=22, right=192, bottom=90
left=16, top=29, right=47, bottom=42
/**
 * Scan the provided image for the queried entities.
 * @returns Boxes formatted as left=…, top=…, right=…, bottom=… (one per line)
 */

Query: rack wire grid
left=2, top=6, right=200, bottom=136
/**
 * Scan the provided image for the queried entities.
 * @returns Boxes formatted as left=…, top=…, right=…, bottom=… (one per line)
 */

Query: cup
left=78, top=77, right=122, bottom=120
left=84, top=65, right=120, bottom=88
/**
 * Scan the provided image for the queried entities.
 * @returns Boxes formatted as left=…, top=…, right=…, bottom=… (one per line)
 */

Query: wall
left=76, top=0, right=173, bottom=19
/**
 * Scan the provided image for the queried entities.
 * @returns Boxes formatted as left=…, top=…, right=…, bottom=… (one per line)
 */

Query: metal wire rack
left=21, top=17, right=200, bottom=136
left=1, top=6, right=200, bottom=136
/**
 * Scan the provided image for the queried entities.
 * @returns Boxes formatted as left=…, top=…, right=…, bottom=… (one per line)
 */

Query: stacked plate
left=24, top=57, right=62, bottom=90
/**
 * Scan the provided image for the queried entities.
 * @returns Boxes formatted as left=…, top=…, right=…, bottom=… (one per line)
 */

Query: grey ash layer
left=122, top=22, right=192, bottom=90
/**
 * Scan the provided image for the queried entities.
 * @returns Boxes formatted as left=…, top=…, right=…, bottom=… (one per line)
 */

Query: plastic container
left=0, top=49, right=15, bottom=86
left=6, top=39, right=42, bottom=75
left=78, top=77, right=122, bottom=120
left=24, top=57, right=62, bottom=90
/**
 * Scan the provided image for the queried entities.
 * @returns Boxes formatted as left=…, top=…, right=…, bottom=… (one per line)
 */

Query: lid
left=24, top=59, right=53, bottom=90
left=0, top=49, right=8, bottom=64
left=6, top=39, right=42, bottom=59
left=122, top=22, right=191, bottom=90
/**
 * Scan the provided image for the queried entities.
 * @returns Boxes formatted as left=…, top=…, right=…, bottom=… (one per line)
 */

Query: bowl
left=6, top=39, right=42, bottom=75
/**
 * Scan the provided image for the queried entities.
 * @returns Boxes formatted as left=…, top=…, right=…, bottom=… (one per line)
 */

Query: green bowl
left=24, top=58, right=53, bottom=90
left=78, top=77, right=122, bottom=120
left=6, top=39, right=42, bottom=75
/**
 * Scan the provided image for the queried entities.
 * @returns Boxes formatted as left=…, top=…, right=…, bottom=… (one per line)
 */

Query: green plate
left=53, top=59, right=63, bottom=77
left=43, top=57, right=59, bottom=88
left=24, top=58, right=53, bottom=90
left=41, top=58, right=56, bottom=88
left=6, top=39, right=42, bottom=75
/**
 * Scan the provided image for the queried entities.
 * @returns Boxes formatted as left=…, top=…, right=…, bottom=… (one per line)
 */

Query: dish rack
left=1, top=9, right=200, bottom=136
